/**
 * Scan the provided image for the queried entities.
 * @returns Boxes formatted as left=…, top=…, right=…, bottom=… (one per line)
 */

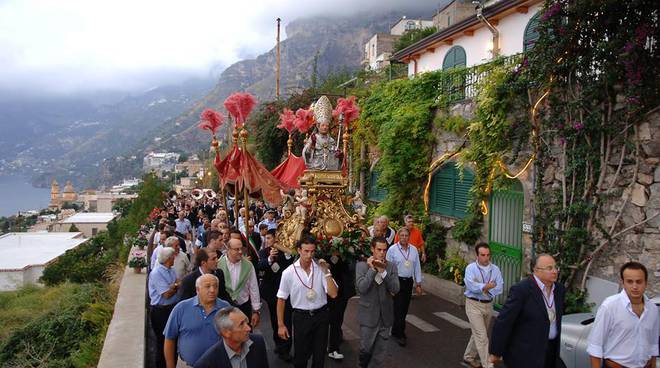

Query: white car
left=559, top=296, right=660, bottom=368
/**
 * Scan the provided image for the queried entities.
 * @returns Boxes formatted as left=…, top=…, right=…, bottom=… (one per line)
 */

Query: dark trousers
left=327, top=295, right=349, bottom=352
left=236, top=300, right=253, bottom=326
left=292, top=306, right=329, bottom=368
left=150, top=304, right=175, bottom=368
left=392, top=277, right=413, bottom=338
left=266, top=297, right=292, bottom=354
left=544, top=338, right=558, bottom=368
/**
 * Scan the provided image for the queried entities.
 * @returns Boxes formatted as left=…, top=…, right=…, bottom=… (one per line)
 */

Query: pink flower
left=277, top=108, right=297, bottom=134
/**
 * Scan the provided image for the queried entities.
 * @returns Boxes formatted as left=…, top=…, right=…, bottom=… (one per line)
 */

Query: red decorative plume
left=198, top=108, right=225, bottom=135
left=294, top=107, right=315, bottom=133
left=277, top=108, right=297, bottom=134
left=333, top=96, right=360, bottom=127
left=224, top=92, right=258, bottom=129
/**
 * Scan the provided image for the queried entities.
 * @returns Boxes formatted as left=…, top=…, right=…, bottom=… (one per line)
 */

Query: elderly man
left=386, top=227, right=423, bottom=347
left=179, top=248, right=230, bottom=302
left=175, top=210, right=193, bottom=239
left=164, top=274, right=231, bottom=367
left=151, top=226, right=171, bottom=270
left=369, top=216, right=395, bottom=246
left=149, top=247, right=181, bottom=368
left=356, top=237, right=400, bottom=368
left=163, top=236, right=191, bottom=279
left=394, top=215, right=426, bottom=263
left=489, top=254, right=566, bottom=368
left=219, top=238, right=261, bottom=327
left=587, top=261, right=659, bottom=368
left=194, top=307, right=269, bottom=368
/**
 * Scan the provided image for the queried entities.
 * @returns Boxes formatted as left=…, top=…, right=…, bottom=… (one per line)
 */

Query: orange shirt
left=395, top=226, right=425, bottom=253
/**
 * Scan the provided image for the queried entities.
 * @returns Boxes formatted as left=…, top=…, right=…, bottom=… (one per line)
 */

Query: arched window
left=523, top=12, right=541, bottom=52
left=429, top=162, right=474, bottom=218
left=442, top=46, right=467, bottom=70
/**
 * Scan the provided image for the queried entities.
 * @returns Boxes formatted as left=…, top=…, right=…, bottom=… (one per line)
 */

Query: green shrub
left=422, top=222, right=449, bottom=274
left=438, top=251, right=468, bottom=285
left=0, top=283, right=114, bottom=367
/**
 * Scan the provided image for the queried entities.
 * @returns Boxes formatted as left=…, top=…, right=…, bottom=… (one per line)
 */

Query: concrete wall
left=52, top=222, right=108, bottom=237
left=0, top=265, right=46, bottom=291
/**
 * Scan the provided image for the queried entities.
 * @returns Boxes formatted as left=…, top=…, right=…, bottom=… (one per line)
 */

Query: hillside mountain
left=108, top=8, right=435, bottom=180
left=0, top=78, right=215, bottom=188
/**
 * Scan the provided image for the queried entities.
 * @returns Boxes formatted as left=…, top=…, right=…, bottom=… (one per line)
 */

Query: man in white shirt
left=276, top=236, right=338, bottom=368
left=462, top=242, right=504, bottom=368
left=587, top=261, right=659, bottom=368
left=218, top=239, right=261, bottom=328
left=165, top=236, right=191, bottom=279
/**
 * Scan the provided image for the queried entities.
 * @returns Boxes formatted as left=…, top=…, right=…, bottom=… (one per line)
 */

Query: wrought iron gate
left=488, top=180, right=524, bottom=308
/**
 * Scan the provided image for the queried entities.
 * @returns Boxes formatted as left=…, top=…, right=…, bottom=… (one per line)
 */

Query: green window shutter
left=523, top=12, right=541, bottom=52
left=442, top=46, right=467, bottom=70
left=429, top=163, right=474, bottom=218
left=430, top=167, right=454, bottom=216
left=369, top=169, right=387, bottom=202
left=453, top=169, right=474, bottom=218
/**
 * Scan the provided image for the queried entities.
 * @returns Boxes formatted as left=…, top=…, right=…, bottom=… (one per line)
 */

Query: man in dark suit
left=179, top=248, right=230, bottom=302
left=194, top=306, right=269, bottom=368
left=257, top=230, right=294, bottom=361
left=356, top=237, right=400, bottom=368
left=489, top=254, right=566, bottom=368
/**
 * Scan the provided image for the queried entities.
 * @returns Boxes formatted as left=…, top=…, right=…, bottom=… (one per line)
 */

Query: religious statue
left=280, top=188, right=295, bottom=218
left=295, top=189, right=309, bottom=221
left=351, top=190, right=367, bottom=218
left=302, top=96, right=340, bottom=171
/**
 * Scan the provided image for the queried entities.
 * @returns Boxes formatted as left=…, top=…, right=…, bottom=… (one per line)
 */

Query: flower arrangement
left=315, top=229, right=371, bottom=262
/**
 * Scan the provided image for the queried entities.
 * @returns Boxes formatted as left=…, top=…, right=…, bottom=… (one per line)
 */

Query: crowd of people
left=145, top=191, right=658, bottom=368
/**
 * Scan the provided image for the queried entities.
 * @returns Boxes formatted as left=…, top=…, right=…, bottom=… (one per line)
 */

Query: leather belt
left=293, top=305, right=327, bottom=316
left=467, top=297, right=492, bottom=304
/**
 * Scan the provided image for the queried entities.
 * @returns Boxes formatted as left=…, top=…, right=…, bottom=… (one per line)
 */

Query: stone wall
left=427, top=101, right=660, bottom=295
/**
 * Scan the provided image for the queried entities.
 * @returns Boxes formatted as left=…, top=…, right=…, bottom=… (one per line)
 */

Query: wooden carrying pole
left=276, top=18, right=281, bottom=98
left=240, top=129, right=250, bottom=234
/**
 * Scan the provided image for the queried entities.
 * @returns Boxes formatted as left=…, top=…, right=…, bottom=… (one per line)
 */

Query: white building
left=143, top=152, right=180, bottom=173
left=391, top=0, right=542, bottom=76
left=363, top=17, right=433, bottom=71
left=50, top=212, right=119, bottom=237
left=78, top=191, right=138, bottom=212
left=0, top=232, right=87, bottom=291
left=110, top=178, right=142, bottom=193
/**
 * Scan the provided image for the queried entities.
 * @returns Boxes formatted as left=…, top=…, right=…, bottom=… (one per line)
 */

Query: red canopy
left=271, top=152, right=306, bottom=189
left=214, top=145, right=287, bottom=205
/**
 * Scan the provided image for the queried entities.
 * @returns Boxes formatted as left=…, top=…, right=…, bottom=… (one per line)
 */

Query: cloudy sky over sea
left=0, top=0, right=439, bottom=95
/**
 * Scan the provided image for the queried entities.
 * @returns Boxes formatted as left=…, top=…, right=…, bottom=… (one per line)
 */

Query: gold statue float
left=276, top=96, right=365, bottom=253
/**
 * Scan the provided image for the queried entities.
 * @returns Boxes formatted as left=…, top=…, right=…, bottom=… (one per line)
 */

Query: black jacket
left=257, top=247, right=294, bottom=301
left=489, top=276, right=566, bottom=368
left=194, top=334, right=269, bottom=368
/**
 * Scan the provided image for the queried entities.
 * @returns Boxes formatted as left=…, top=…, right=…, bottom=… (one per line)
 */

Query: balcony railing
left=435, top=54, right=521, bottom=104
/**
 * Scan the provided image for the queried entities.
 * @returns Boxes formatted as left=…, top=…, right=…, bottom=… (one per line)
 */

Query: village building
left=50, top=212, right=119, bottom=237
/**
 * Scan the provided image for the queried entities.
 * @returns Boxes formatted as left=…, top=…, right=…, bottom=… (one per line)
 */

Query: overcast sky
left=0, top=0, right=440, bottom=95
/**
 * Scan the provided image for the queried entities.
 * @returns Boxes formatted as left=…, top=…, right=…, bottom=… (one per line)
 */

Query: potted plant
left=128, top=248, right=148, bottom=273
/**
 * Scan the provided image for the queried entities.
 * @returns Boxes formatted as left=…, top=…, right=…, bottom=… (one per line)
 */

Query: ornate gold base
left=276, top=170, right=363, bottom=253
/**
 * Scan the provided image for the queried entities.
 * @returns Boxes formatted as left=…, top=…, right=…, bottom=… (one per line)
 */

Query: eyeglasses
left=536, top=265, right=560, bottom=272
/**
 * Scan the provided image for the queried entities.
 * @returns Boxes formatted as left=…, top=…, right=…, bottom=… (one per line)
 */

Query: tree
left=68, top=224, right=80, bottom=232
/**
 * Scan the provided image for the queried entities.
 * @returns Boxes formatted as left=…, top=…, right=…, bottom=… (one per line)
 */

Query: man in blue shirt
left=257, top=210, right=278, bottom=231
left=462, top=242, right=504, bottom=368
left=164, top=274, right=230, bottom=367
left=385, top=227, right=423, bottom=347
left=148, top=247, right=181, bottom=368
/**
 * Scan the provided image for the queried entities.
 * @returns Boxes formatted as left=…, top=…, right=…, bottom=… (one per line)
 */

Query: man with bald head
left=164, top=274, right=231, bottom=367
left=218, top=238, right=261, bottom=328
left=489, top=254, right=566, bottom=368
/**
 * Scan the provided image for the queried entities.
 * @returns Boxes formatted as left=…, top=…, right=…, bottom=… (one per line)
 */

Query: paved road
left=254, top=292, right=475, bottom=368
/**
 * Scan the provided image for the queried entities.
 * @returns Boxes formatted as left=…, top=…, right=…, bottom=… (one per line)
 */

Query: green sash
left=218, top=255, right=253, bottom=302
